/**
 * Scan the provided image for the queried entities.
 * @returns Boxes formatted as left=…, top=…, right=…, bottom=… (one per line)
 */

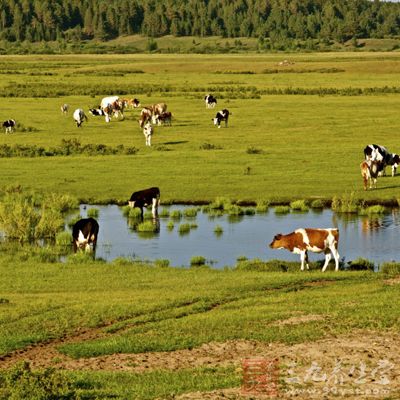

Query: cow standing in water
left=128, top=187, right=160, bottom=219
left=269, top=228, right=340, bottom=271
left=72, top=218, right=99, bottom=253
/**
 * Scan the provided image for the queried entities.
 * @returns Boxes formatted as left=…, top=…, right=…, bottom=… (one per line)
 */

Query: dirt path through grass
left=0, top=324, right=399, bottom=399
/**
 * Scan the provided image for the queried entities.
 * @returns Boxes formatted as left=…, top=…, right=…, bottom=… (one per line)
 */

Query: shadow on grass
left=162, top=141, right=188, bottom=145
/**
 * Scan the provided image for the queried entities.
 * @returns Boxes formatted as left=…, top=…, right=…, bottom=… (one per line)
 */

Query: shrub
left=154, top=259, right=170, bottom=268
left=55, top=231, right=72, bottom=246
left=331, top=193, right=359, bottom=213
left=226, top=204, right=244, bottom=216
left=183, top=207, right=198, bottom=218
left=178, top=223, right=191, bottom=234
left=347, top=258, right=375, bottom=271
left=358, top=205, right=388, bottom=215
left=190, top=255, right=206, bottom=266
left=246, top=146, right=264, bottom=154
left=311, top=199, right=325, bottom=209
left=290, top=199, right=309, bottom=212
left=0, top=361, right=77, bottom=399
left=380, top=262, right=400, bottom=275
left=170, top=210, right=182, bottom=219
left=199, top=142, right=222, bottom=150
left=86, top=208, right=99, bottom=218
left=209, top=197, right=232, bottom=210
left=274, top=205, right=290, bottom=214
left=166, top=221, right=174, bottom=231
left=128, top=207, right=142, bottom=219
left=158, top=208, right=170, bottom=218
left=214, top=225, right=223, bottom=235
left=256, top=200, right=270, bottom=213
left=137, top=221, right=158, bottom=232
left=244, top=207, right=256, bottom=215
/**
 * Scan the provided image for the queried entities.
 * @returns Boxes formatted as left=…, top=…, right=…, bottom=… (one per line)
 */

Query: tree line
left=0, top=0, right=399, bottom=44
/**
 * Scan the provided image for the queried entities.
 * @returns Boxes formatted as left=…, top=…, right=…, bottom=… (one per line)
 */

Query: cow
left=2, top=119, right=16, bottom=133
left=100, top=96, right=125, bottom=122
left=73, top=109, right=88, bottom=127
left=269, top=228, right=340, bottom=272
left=204, top=94, right=217, bottom=108
left=61, top=104, right=69, bottom=114
left=100, top=96, right=120, bottom=110
left=139, top=107, right=153, bottom=128
left=151, top=103, right=168, bottom=124
left=143, top=122, right=153, bottom=146
left=127, top=98, right=141, bottom=109
left=89, top=108, right=106, bottom=117
left=72, top=218, right=99, bottom=253
left=361, top=160, right=380, bottom=190
left=128, top=187, right=160, bottom=219
left=154, top=111, right=172, bottom=126
left=363, top=144, right=399, bottom=177
left=212, top=109, right=229, bottom=128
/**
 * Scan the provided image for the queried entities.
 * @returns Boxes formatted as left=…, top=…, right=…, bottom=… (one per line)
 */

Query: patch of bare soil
left=384, top=276, right=400, bottom=286
left=1, top=329, right=399, bottom=399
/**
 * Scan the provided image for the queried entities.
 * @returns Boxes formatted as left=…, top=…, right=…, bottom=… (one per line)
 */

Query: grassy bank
left=0, top=254, right=399, bottom=398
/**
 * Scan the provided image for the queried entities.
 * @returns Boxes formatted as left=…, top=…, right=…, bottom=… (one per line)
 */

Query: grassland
left=1, top=53, right=400, bottom=204
left=0, top=53, right=400, bottom=399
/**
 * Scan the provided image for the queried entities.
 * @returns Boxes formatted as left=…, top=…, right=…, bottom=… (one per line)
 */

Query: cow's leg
left=330, top=247, right=340, bottom=271
left=300, top=251, right=307, bottom=271
left=392, top=165, right=397, bottom=177
left=152, top=197, right=158, bottom=218
left=322, top=251, right=332, bottom=272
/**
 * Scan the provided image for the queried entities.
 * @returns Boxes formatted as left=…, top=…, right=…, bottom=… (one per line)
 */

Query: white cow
left=143, top=122, right=153, bottom=146
left=73, top=109, right=88, bottom=127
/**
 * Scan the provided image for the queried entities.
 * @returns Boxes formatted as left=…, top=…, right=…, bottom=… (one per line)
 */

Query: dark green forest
left=1, top=0, right=400, bottom=44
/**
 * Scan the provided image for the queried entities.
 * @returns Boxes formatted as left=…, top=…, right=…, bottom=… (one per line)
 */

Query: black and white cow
left=364, top=144, right=399, bottom=177
left=205, top=94, right=217, bottom=108
left=143, top=122, right=153, bottom=146
left=89, top=108, right=106, bottom=117
left=212, top=109, right=229, bottom=128
left=73, top=109, right=88, bottom=127
left=2, top=119, right=16, bottom=133
left=72, top=218, right=99, bottom=253
left=128, top=187, right=160, bottom=219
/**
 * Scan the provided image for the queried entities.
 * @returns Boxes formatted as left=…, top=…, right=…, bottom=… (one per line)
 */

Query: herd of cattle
left=2, top=94, right=398, bottom=270
left=60, top=93, right=229, bottom=146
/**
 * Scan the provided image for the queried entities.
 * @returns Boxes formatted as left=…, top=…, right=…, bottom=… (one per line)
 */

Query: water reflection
left=73, top=205, right=400, bottom=268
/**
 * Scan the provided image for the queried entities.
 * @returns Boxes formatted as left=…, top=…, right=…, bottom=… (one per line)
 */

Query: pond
left=74, top=205, right=400, bottom=268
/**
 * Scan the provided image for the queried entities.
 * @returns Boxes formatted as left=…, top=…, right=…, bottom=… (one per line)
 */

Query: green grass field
left=1, top=53, right=400, bottom=204
left=1, top=53, right=400, bottom=399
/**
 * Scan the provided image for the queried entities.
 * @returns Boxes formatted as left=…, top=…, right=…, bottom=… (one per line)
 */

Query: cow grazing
left=143, top=122, right=153, bottom=146
left=61, top=104, right=69, bottom=114
left=154, top=111, right=172, bottom=126
left=139, top=107, right=153, bottom=128
left=363, top=144, right=399, bottom=177
left=73, top=109, right=88, bottom=127
left=127, top=98, right=141, bottom=109
left=204, top=94, right=217, bottom=108
left=89, top=108, right=106, bottom=117
left=128, top=187, right=160, bottom=219
left=2, top=119, right=16, bottom=133
left=361, top=160, right=380, bottom=190
left=100, top=96, right=120, bottom=110
left=212, top=109, right=229, bottom=128
left=150, top=103, right=168, bottom=124
left=72, top=218, right=99, bottom=253
left=269, top=228, right=340, bottom=272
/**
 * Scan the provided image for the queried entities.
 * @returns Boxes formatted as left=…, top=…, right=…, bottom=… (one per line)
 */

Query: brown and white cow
left=154, top=111, right=172, bottom=126
left=269, top=228, right=340, bottom=272
left=360, top=160, right=380, bottom=190
left=151, top=103, right=167, bottom=124
left=139, top=107, right=153, bottom=128
left=127, top=98, right=141, bottom=109
left=60, top=104, right=69, bottom=114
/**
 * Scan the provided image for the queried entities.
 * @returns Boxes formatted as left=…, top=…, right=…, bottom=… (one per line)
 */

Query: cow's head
left=269, top=234, right=283, bottom=249
left=76, top=230, right=94, bottom=252
left=129, top=200, right=135, bottom=208
left=212, top=117, right=219, bottom=126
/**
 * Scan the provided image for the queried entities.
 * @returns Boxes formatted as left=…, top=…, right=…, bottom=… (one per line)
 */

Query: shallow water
left=74, top=205, right=400, bottom=268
